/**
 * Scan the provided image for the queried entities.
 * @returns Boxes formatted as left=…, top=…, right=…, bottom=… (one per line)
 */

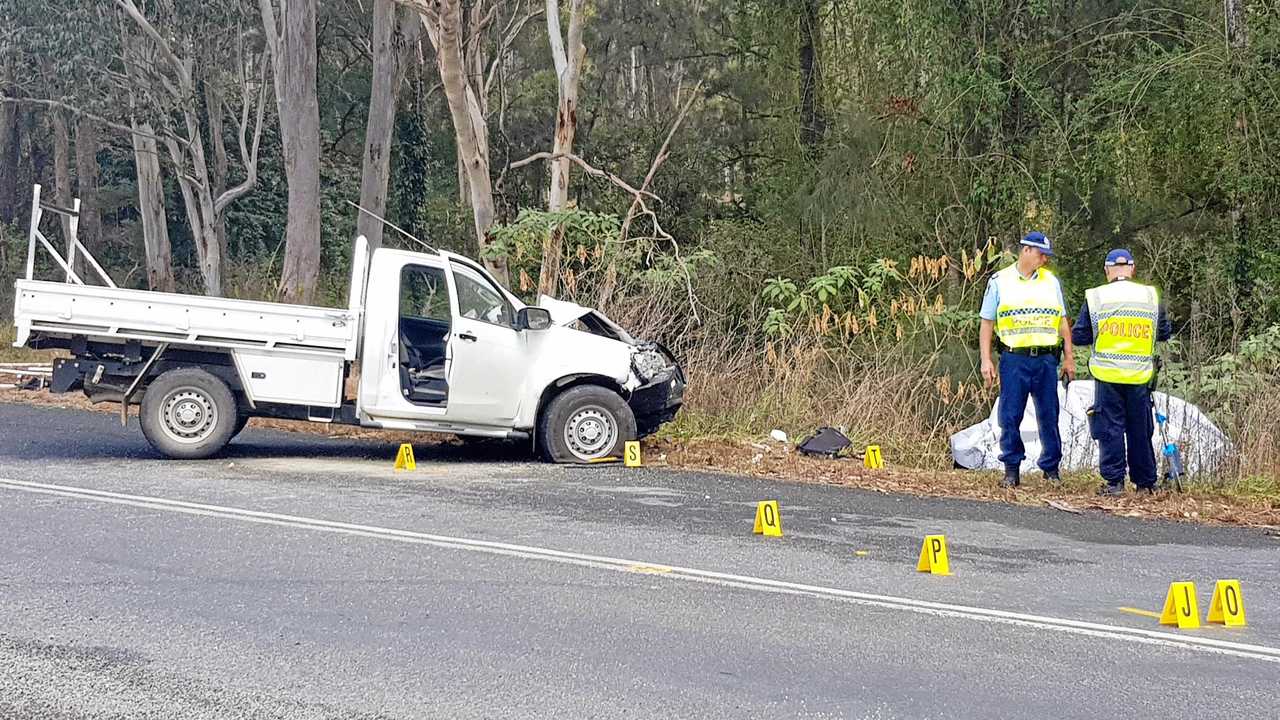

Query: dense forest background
left=2, top=1, right=1279, bottom=483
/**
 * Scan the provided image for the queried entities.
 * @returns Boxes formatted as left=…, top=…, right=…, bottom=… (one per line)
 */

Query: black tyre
left=538, top=385, right=636, bottom=463
left=139, top=368, right=239, bottom=459
left=230, top=412, right=251, bottom=440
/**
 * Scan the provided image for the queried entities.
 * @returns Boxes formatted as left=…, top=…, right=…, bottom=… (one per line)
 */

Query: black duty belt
left=1002, top=345, right=1061, bottom=358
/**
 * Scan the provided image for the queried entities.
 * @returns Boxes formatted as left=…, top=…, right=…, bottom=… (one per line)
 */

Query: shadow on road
left=227, top=433, right=533, bottom=465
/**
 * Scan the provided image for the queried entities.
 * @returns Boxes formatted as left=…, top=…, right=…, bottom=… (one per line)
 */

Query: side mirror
left=516, top=307, right=553, bottom=331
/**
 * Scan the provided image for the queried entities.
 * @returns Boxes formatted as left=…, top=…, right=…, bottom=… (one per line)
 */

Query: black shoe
left=1097, top=483, right=1124, bottom=497
left=1001, top=467, right=1020, bottom=488
left=1134, top=485, right=1155, bottom=495
left=1044, top=470, right=1062, bottom=487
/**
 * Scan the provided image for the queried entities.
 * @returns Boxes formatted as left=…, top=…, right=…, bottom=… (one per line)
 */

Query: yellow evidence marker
left=1158, top=581, right=1201, bottom=629
left=394, top=443, right=416, bottom=471
left=864, top=445, right=884, bottom=469
left=1206, top=579, right=1247, bottom=627
left=753, top=500, right=782, bottom=537
left=916, top=534, right=951, bottom=575
left=624, top=440, right=642, bottom=467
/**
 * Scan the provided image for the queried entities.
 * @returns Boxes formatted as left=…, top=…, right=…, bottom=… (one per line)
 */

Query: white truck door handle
left=458, top=332, right=477, bottom=342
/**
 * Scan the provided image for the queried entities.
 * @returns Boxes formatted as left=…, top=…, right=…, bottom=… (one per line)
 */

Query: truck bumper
left=629, top=367, right=685, bottom=437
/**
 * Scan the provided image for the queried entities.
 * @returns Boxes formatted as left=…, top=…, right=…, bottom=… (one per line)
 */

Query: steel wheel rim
left=564, top=405, right=617, bottom=461
left=159, top=386, right=218, bottom=445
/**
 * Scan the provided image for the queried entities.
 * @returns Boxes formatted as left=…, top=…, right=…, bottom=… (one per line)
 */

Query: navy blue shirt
left=1071, top=280, right=1173, bottom=346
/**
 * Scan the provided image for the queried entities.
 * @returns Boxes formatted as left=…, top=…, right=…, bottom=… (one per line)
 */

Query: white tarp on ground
left=950, top=380, right=1231, bottom=476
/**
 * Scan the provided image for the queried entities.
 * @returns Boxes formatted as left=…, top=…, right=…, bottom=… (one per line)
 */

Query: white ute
left=10, top=185, right=684, bottom=462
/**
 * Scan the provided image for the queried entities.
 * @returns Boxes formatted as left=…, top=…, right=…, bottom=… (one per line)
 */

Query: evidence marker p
left=916, top=534, right=951, bottom=575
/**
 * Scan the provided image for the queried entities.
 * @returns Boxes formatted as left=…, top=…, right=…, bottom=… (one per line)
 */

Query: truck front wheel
left=539, top=385, right=637, bottom=463
left=139, top=368, right=239, bottom=459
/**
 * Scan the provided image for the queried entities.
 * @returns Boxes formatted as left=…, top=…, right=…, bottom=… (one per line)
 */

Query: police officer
left=1071, top=249, right=1172, bottom=495
left=979, top=232, right=1077, bottom=488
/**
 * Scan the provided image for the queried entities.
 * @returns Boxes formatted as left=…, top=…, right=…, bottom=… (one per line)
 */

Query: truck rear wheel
left=139, top=368, right=239, bottom=459
left=539, top=385, right=636, bottom=463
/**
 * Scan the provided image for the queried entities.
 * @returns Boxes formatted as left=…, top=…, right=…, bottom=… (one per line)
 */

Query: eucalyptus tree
left=258, top=0, right=321, bottom=302
left=356, top=0, right=419, bottom=250
left=116, top=0, right=269, bottom=296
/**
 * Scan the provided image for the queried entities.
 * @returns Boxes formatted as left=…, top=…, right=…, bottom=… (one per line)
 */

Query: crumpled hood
left=537, top=294, right=637, bottom=345
left=537, top=295, right=594, bottom=326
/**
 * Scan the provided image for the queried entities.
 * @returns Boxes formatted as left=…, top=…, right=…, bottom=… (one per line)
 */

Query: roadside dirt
left=650, top=438, right=1280, bottom=530
left=3, top=385, right=1277, bottom=531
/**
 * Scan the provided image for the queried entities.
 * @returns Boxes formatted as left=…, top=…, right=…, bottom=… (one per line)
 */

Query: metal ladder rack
left=24, top=183, right=117, bottom=288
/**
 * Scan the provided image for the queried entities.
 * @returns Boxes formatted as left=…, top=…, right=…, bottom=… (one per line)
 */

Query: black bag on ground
left=796, top=427, right=852, bottom=458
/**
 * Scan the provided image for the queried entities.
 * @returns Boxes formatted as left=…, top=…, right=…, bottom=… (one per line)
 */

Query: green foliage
left=1161, top=326, right=1280, bottom=410
left=488, top=208, right=625, bottom=300
left=760, top=252, right=981, bottom=348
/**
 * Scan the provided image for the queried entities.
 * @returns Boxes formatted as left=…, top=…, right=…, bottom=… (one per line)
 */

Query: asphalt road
left=1, top=402, right=1278, bottom=719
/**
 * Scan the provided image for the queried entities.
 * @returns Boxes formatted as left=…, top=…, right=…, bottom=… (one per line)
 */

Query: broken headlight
left=631, top=345, right=672, bottom=384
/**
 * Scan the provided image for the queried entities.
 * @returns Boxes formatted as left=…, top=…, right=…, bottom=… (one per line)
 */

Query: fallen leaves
left=651, top=437, right=1280, bottom=529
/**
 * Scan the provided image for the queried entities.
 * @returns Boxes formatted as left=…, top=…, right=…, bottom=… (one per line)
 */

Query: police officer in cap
left=979, top=232, right=1076, bottom=488
left=1071, top=249, right=1172, bottom=495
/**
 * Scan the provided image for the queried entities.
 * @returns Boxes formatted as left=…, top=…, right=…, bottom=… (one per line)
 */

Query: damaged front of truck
left=537, top=296, right=685, bottom=437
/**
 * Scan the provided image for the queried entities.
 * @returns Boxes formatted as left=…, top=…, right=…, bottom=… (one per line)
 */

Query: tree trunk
left=454, top=0, right=489, bottom=210
left=131, top=120, right=175, bottom=292
left=73, top=115, right=101, bottom=261
left=162, top=108, right=224, bottom=295
left=546, top=0, right=586, bottom=212
left=28, top=111, right=48, bottom=199
left=261, top=0, right=322, bottom=304
left=50, top=110, right=74, bottom=249
left=1226, top=0, right=1247, bottom=48
left=538, top=0, right=587, bottom=296
left=357, top=0, right=417, bottom=249
left=205, top=80, right=229, bottom=261
left=421, top=2, right=509, bottom=286
left=119, top=25, right=175, bottom=292
left=536, top=224, right=563, bottom=296
left=0, top=66, right=21, bottom=223
left=0, top=106, right=20, bottom=224
left=798, top=0, right=825, bottom=154
left=1226, top=0, right=1249, bottom=313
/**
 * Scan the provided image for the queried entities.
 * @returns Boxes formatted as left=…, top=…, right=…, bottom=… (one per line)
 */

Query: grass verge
left=0, top=324, right=56, bottom=364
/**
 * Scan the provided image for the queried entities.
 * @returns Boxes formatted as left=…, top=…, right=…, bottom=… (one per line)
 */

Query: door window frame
left=399, top=263, right=453, bottom=325
left=449, top=261, right=516, bottom=330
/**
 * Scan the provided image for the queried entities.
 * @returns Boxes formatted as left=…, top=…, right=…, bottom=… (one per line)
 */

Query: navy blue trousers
left=1093, top=380, right=1157, bottom=488
left=997, top=351, right=1061, bottom=473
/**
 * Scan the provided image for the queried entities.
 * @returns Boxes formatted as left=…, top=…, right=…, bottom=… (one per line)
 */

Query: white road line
left=4, top=476, right=1279, bottom=664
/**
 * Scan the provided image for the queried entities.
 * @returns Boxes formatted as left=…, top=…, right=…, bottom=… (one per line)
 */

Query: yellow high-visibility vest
left=1086, top=280, right=1159, bottom=385
left=994, top=264, right=1064, bottom=349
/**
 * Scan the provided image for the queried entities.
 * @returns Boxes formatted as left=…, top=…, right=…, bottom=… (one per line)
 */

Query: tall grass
left=0, top=324, right=53, bottom=364
left=1227, top=391, right=1280, bottom=494
left=661, top=330, right=990, bottom=469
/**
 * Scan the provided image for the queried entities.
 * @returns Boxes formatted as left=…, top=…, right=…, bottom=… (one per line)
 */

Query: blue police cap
left=1020, top=231, right=1054, bottom=256
left=1105, top=249, right=1134, bottom=267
